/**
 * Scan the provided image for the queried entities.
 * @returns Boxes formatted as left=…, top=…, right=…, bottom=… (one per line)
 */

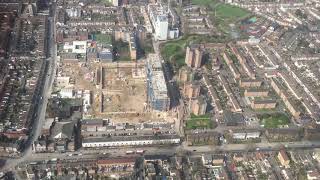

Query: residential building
left=278, top=150, right=290, bottom=168
left=190, top=96, right=207, bottom=116
left=270, top=78, right=301, bottom=118
left=265, top=128, right=302, bottom=142
left=230, top=129, right=261, bottom=140
left=307, top=170, right=320, bottom=180
left=223, top=111, right=245, bottom=126
left=97, top=157, right=136, bottom=170
left=185, top=45, right=203, bottom=68
left=32, top=140, right=47, bottom=153
left=251, top=99, right=277, bottom=109
left=185, top=131, right=220, bottom=146
left=155, top=15, right=168, bottom=41
left=178, top=66, right=194, bottom=83
left=184, top=81, right=200, bottom=99
left=244, top=89, right=269, bottom=97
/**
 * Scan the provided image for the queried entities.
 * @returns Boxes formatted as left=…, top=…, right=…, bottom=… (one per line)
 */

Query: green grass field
left=259, top=113, right=290, bottom=128
left=95, top=34, right=112, bottom=45
left=215, top=4, right=249, bottom=18
left=160, top=35, right=199, bottom=70
left=186, top=114, right=212, bottom=130
left=191, top=0, right=250, bottom=36
left=160, top=34, right=228, bottom=71
left=192, top=0, right=219, bottom=6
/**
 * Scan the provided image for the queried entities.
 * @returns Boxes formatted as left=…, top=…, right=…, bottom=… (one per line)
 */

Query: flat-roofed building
left=178, top=66, right=194, bottom=83
left=244, top=89, right=269, bottom=97
left=239, top=79, right=262, bottom=88
left=82, top=135, right=180, bottom=148
left=184, top=81, right=200, bottom=99
left=63, top=41, right=87, bottom=54
left=190, top=96, right=207, bottom=116
left=251, top=99, right=277, bottom=109
left=185, top=45, right=203, bottom=68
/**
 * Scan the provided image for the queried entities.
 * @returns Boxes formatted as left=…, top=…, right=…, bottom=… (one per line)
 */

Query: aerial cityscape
left=1, top=0, right=320, bottom=179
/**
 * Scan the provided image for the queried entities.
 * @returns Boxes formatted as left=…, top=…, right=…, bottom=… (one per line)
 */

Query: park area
left=160, top=34, right=227, bottom=72
left=94, top=33, right=112, bottom=45
left=160, top=35, right=200, bottom=71
left=186, top=114, right=214, bottom=130
left=258, top=113, right=290, bottom=128
left=191, top=0, right=250, bottom=35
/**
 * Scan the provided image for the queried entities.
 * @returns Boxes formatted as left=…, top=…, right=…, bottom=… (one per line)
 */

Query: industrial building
left=147, top=54, right=170, bottom=111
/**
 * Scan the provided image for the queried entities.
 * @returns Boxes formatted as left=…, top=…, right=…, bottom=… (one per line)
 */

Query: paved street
left=10, top=139, right=320, bottom=170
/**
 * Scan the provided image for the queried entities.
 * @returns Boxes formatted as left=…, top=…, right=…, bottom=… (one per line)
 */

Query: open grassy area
left=258, top=113, right=290, bottom=128
left=213, top=4, right=250, bottom=34
left=186, top=114, right=212, bottom=130
left=191, top=0, right=250, bottom=37
left=94, top=34, right=112, bottom=45
left=191, top=0, right=219, bottom=6
left=160, top=34, right=228, bottom=71
left=190, top=113, right=210, bottom=119
left=114, top=40, right=131, bottom=61
left=97, top=0, right=112, bottom=6
left=215, top=4, right=249, bottom=19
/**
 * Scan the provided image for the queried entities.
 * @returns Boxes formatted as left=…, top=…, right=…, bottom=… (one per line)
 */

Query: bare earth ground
left=58, top=61, right=173, bottom=123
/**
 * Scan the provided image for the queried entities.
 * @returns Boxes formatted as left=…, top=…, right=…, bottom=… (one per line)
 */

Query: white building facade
left=63, top=41, right=87, bottom=54
left=82, top=136, right=180, bottom=148
left=155, top=15, right=168, bottom=41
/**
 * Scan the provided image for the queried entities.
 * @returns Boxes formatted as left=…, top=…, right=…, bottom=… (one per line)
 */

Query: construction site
left=56, top=57, right=173, bottom=123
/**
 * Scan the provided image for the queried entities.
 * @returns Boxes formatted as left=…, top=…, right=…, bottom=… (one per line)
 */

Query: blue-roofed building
left=99, top=48, right=113, bottom=63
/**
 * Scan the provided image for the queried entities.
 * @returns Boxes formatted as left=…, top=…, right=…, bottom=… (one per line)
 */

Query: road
left=1, top=2, right=57, bottom=172
left=10, top=139, right=320, bottom=169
